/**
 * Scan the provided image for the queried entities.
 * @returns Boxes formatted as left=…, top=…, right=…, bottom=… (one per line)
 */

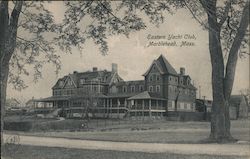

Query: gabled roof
left=157, top=54, right=178, bottom=75
left=128, top=91, right=167, bottom=100
left=62, top=74, right=77, bottom=88
left=52, top=70, right=123, bottom=89
left=143, top=54, right=178, bottom=76
left=229, top=95, right=245, bottom=106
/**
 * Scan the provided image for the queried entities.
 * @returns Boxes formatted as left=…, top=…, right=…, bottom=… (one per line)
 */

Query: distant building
left=37, top=55, right=197, bottom=118
left=195, top=99, right=212, bottom=113
left=229, top=95, right=248, bottom=119
left=196, top=95, right=249, bottom=120
left=5, top=98, right=21, bottom=110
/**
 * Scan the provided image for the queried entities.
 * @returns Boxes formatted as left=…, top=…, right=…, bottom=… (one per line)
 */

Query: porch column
left=149, top=99, right=152, bottom=118
left=135, top=100, right=138, bottom=120
left=110, top=99, right=112, bottom=118
left=161, top=100, right=163, bottom=118
left=117, top=99, right=120, bottom=119
left=156, top=100, right=159, bottom=118
left=124, top=99, right=127, bottom=107
left=106, top=99, right=109, bottom=118
left=142, top=99, right=145, bottom=120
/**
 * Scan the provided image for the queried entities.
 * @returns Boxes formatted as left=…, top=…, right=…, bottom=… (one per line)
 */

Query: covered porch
left=127, top=91, right=167, bottom=119
left=104, top=94, right=133, bottom=118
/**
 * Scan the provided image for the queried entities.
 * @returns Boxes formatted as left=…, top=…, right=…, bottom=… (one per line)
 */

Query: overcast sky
left=7, top=1, right=249, bottom=102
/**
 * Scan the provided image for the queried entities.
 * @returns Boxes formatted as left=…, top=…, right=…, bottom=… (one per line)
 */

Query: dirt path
left=3, top=134, right=250, bottom=157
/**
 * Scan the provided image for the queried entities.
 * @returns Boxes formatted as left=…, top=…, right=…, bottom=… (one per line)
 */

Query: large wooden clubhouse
left=38, top=55, right=197, bottom=119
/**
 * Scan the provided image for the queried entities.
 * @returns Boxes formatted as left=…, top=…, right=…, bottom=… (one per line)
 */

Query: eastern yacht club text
left=147, top=34, right=197, bottom=47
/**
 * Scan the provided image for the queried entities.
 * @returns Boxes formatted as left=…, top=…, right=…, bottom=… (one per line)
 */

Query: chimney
left=112, top=63, right=118, bottom=73
left=180, top=67, right=185, bottom=75
left=93, top=67, right=98, bottom=72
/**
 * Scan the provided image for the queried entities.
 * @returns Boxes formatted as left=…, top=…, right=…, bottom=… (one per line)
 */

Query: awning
left=128, top=91, right=167, bottom=101
left=35, top=96, right=71, bottom=102
left=107, top=93, right=138, bottom=98
left=70, top=93, right=108, bottom=99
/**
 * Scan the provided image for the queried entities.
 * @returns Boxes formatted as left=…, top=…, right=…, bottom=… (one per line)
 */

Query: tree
left=0, top=0, right=179, bottom=146
left=183, top=0, right=249, bottom=142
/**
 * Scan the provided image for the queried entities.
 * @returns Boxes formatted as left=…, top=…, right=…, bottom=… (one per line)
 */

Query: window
left=139, top=85, right=144, bottom=92
left=177, top=103, right=180, bottom=109
left=175, top=87, right=178, bottom=93
left=67, top=90, right=70, bottom=95
left=149, top=86, right=153, bottom=92
left=169, top=86, right=172, bottom=92
left=93, top=85, right=98, bottom=92
left=131, top=86, right=135, bottom=92
left=80, top=79, right=85, bottom=84
left=58, top=90, right=62, bottom=96
left=59, top=81, right=64, bottom=86
left=123, top=86, right=127, bottom=93
left=156, top=75, right=160, bottom=81
left=68, top=80, right=73, bottom=85
left=172, top=101, right=175, bottom=109
left=156, top=85, right=160, bottom=92
left=180, top=78, right=183, bottom=84
left=149, top=75, right=153, bottom=82
left=180, top=103, right=184, bottom=109
left=184, top=103, right=187, bottom=109
left=169, top=76, right=172, bottom=81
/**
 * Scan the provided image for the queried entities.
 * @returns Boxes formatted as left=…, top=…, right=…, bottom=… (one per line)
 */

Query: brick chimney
left=93, top=67, right=98, bottom=72
left=112, top=63, right=118, bottom=73
left=180, top=67, right=185, bottom=75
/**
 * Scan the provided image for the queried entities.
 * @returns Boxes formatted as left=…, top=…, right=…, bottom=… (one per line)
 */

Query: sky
left=7, top=1, right=249, bottom=103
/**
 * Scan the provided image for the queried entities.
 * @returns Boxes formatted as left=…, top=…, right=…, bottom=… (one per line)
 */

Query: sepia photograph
left=0, top=0, right=249, bottom=159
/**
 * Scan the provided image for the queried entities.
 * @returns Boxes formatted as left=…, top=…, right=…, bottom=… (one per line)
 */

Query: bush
left=4, top=121, right=32, bottom=131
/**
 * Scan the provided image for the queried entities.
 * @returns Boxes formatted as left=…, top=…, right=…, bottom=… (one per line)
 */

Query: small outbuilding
left=229, top=95, right=248, bottom=119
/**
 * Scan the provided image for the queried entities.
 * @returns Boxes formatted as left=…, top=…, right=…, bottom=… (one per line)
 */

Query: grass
left=6, top=119, right=250, bottom=144
left=2, top=144, right=248, bottom=159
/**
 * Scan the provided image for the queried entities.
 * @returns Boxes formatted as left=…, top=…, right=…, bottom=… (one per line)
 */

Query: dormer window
left=59, top=81, right=64, bottom=87
left=80, top=79, right=85, bottom=84
left=68, top=80, right=73, bottom=85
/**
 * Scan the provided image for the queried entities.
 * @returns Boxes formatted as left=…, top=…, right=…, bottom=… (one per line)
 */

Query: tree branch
left=218, top=0, right=231, bottom=27
left=10, top=1, right=23, bottom=30
left=224, top=1, right=249, bottom=100
left=98, top=1, right=126, bottom=26
left=0, top=1, right=9, bottom=63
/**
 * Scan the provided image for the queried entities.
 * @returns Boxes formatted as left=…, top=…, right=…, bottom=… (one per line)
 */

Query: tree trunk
left=205, top=1, right=233, bottom=142
left=0, top=1, right=23, bottom=151
left=204, top=0, right=249, bottom=142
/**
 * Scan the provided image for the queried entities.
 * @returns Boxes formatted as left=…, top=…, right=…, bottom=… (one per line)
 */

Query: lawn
left=5, top=119, right=250, bottom=144
left=2, top=144, right=248, bottom=159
